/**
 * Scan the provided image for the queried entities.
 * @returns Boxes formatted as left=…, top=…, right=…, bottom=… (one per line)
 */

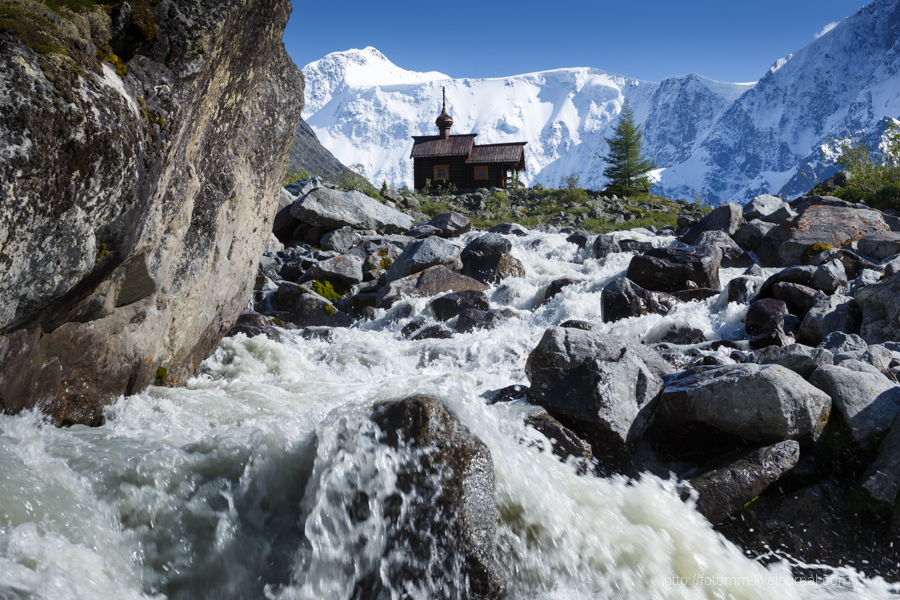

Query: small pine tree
left=601, top=100, right=656, bottom=196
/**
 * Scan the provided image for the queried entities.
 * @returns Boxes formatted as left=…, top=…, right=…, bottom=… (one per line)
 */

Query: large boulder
left=290, top=187, right=413, bottom=233
left=652, top=364, right=832, bottom=443
left=742, top=194, right=785, bottom=222
left=271, top=284, right=353, bottom=328
left=526, top=350, right=664, bottom=464
left=363, top=396, right=505, bottom=599
left=760, top=202, right=890, bottom=267
left=733, top=219, right=776, bottom=253
left=460, top=233, right=512, bottom=264
left=429, top=211, right=472, bottom=238
left=601, top=277, right=678, bottom=323
left=462, top=254, right=526, bottom=285
left=753, top=344, right=833, bottom=379
left=855, top=274, right=900, bottom=344
left=796, top=293, right=862, bottom=346
left=691, top=230, right=752, bottom=268
left=525, top=327, right=673, bottom=381
left=626, top=246, right=723, bottom=293
left=810, top=365, right=900, bottom=447
left=690, top=441, right=800, bottom=524
left=385, top=237, right=462, bottom=284
left=430, top=291, right=490, bottom=321
left=857, top=232, right=900, bottom=261
left=376, top=266, right=488, bottom=309
left=680, top=203, right=744, bottom=245
left=0, top=0, right=303, bottom=424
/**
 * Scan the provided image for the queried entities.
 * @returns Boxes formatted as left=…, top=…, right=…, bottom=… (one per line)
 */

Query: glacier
left=301, top=0, right=900, bottom=204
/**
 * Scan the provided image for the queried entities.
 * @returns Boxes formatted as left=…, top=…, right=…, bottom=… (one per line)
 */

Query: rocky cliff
left=0, top=0, right=304, bottom=424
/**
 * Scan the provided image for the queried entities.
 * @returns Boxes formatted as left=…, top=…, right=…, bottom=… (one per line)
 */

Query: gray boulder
left=488, top=223, right=529, bottom=236
left=743, top=194, right=785, bottom=222
left=369, top=396, right=505, bottom=599
left=626, top=246, right=723, bottom=293
left=859, top=419, right=900, bottom=505
left=290, top=187, right=413, bottom=233
left=681, top=203, right=744, bottom=245
left=523, top=412, right=592, bottom=464
left=385, top=237, right=462, bottom=284
left=733, top=219, right=776, bottom=253
left=652, top=364, right=832, bottom=443
left=526, top=349, right=664, bottom=462
left=320, top=226, right=361, bottom=253
left=810, top=365, right=900, bottom=446
left=429, top=211, right=472, bottom=238
left=462, top=254, right=526, bottom=285
left=725, top=277, right=763, bottom=305
left=855, top=273, right=900, bottom=344
left=271, top=284, right=353, bottom=328
left=376, top=266, right=488, bottom=309
left=690, top=441, right=800, bottom=524
left=753, top=344, right=833, bottom=379
left=857, top=232, right=900, bottom=261
left=810, top=259, right=849, bottom=295
left=592, top=233, right=654, bottom=259
left=430, top=291, right=490, bottom=321
left=771, top=282, right=818, bottom=315
left=300, top=255, right=365, bottom=287
left=460, top=233, right=512, bottom=264
left=796, top=293, right=861, bottom=346
left=525, top=327, right=673, bottom=381
left=601, top=277, right=678, bottom=323
left=819, top=331, right=867, bottom=354
left=692, top=230, right=752, bottom=268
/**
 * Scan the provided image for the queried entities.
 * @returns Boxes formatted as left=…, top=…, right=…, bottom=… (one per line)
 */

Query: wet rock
left=225, top=312, right=282, bottom=342
left=753, top=266, right=815, bottom=301
left=692, top=230, right=752, bottom=268
left=671, top=288, right=720, bottom=302
left=725, top=277, right=763, bottom=305
left=626, top=246, right=723, bottom=293
left=271, top=284, right=353, bottom=328
left=290, top=187, right=413, bottom=233
left=385, top=237, right=462, bottom=284
left=462, top=254, right=526, bottom=285
left=565, top=231, right=590, bottom=249
left=661, top=328, right=706, bottom=345
left=810, top=259, right=849, bottom=295
left=320, top=226, right=361, bottom=253
left=592, top=233, right=654, bottom=259
left=652, top=364, right=832, bottom=444
left=559, top=319, right=592, bottom=330
left=376, top=266, right=488, bottom=309
left=525, top=327, right=673, bottom=380
left=369, top=396, right=505, bottom=599
left=523, top=412, right=593, bottom=464
left=429, top=211, right=472, bottom=238
left=745, top=299, right=789, bottom=336
left=743, top=264, right=767, bottom=278
left=430, top=291, right=490, bottom=321
left=753, top=344, right=833, bottom=379
left=771, top=282, right=818, bottom=315
left=488, top=223, right=528, bottom=236
left=483, top=384, right=528, bottom=405
left=690, top=440, right=800, bottom=524
left=456, top=309, right=506, bottom=333
left=527, top=350, right=664, bottom=465
left=733, top=219, right=776, bottom=253
left=601, top=277, right=678, bottom=323
left=411, top=324, right=454, bottom=341
left=460, top=234, right=512, bottom=264
left=680, top=203, right=744, bottom=245
left=857, top=232, right=900, bottom=261
left=743, top=194, right=785, bottom=221
left=855, top=273, right=900, bottom=344
left=542, top=278, right=579, bottom=304
left=810, top=365, right=900, bottom=446
left=796, top=293, right=861, bottom=346
left=300, top=255, right=365, bottom=287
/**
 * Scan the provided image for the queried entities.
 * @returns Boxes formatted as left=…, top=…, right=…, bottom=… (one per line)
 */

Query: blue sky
left=283, top=0, right=866, bottom=83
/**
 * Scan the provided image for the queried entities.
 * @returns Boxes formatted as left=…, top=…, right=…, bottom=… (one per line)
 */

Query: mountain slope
left=301, top=0, right=900, bottom=202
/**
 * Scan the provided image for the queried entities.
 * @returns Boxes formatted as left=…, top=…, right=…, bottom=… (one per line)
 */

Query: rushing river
left=0, top=229, right=895, bottom=599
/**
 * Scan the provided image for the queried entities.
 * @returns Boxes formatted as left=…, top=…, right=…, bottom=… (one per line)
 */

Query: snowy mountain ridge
left=301, top=0, right=900, bottom=203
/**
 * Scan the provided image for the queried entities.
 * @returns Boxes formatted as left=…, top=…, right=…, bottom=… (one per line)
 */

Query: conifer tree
left=601, top=100, right=656, bottom=195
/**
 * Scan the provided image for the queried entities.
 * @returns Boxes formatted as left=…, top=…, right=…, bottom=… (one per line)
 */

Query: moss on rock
left=801, top=243, right=835, bottom=265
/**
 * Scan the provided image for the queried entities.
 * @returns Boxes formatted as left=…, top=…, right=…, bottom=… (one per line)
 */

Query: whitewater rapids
left=0, top=229, right=893, bottom=599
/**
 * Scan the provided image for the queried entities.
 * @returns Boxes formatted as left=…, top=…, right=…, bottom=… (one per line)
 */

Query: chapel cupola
left=435, top=87, right=453, bottom=139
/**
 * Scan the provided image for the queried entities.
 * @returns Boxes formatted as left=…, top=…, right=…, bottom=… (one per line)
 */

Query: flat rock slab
left=525, top=326, right=673, bottom=381
left=290, top=187, right=413, bottom=233
left=690, top=440, right=800, bottom=523
left=767, top=204, right=889, bottom=267
left=376, top=266, right=488, bottom=309
left=652, top=364, right=832, bottom=444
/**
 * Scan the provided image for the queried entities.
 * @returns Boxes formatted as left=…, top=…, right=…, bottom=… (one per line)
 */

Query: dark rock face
left=680, top=203, right=743, bottom=245
left=796, top=293, right=862, bottom=346
left=462, top=253, right=526, bottom=285
left=542, top=278, right=579, bottom=304
left=367, top=396, right=505, bottom=600
left=745, top=299, right=789, bottom=336
left=376, top=266, right=488, bottom=309
left=690, top=441, right=800, bottom=523
left=527, top=351, right=664, bottom=466
left=430, top=291, right=490, bottom=321
left=523, top=412, right=593, bottom=464
left=429, top=211, right=472, bottom=238
left=855, top=274, right=900, bottom=344
left=0, top=0, right=303, bottom=424
left=652, top=364, right=831, bottom=444
left=524, top=327, right=673, bottom=381
left=626, top=246, right=722, bottom=293
left=601, top=277, right=678, bottom=323
left=288, top=118, right=346, bottom=180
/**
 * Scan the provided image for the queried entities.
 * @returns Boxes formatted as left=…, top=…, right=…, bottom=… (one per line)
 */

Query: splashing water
left=0, top=230, right=895, bottom=599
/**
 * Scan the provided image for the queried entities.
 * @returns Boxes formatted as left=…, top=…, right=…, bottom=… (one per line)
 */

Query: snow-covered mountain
left=301, top=0, right=900, bottom=202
